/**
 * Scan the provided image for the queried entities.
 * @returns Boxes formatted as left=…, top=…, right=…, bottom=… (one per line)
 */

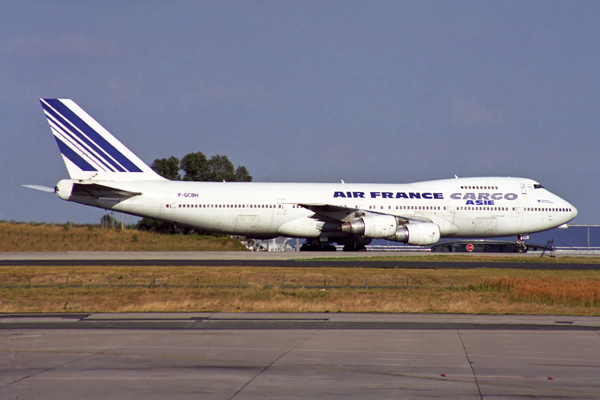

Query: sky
left=0, top=1, right=599, bottom=225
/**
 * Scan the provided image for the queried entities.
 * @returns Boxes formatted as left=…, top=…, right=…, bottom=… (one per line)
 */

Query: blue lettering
left=409, top=193, right=421, bottom=199
left=466, top=200, right=475, bottom=205
left=422, top=193, right=433, bottom=199
left=382, top=192, right=393, bottom=199
left=434, top=193, right=444, bottom=199
left=396, top=192, right=409, bottom=199
left=334, top=191, right=346, bottom=198
left=353, top=191, right=365, bottom=198
left=370, top=192, right=381, bottom=198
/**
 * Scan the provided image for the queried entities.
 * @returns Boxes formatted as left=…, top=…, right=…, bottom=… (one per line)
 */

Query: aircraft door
left=521, top=183, right=527, bottom=194
left=161, top=198, right=176, bottom=215
left=511, top=206, right=522, bottom=219
left=276, top=198, right=287, bottom=215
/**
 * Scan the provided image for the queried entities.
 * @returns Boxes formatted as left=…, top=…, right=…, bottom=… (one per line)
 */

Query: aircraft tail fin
left=39, top=99, right=165, bottom=181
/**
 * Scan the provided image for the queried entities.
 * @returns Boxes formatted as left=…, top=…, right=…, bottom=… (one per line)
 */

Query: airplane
left=25, top=98, right=578, bottom=252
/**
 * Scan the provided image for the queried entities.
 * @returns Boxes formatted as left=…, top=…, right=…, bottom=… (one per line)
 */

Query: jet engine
left=387, top=222, right=441, bottom=245
left=341, top=215, right=441, bottom=245
left=340, top=214, right=397, bottom=238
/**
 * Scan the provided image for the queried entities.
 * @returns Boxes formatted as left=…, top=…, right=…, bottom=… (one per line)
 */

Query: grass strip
left=0, top=221, right=246, bottom=251
left=1, top=266, right=600, bottom=315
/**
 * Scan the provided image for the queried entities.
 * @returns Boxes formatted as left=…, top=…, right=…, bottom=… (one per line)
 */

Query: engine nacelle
left=340, top=215, right=398, bottom=239
left=387, top=223, right=441, bottom=245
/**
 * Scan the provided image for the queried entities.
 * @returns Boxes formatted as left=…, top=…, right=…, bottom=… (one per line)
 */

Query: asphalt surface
left=1, top=313, right=599, bottom=399
left=0, top=251, right=598, bottom=269
left=1, top=313, right=599, bottom=331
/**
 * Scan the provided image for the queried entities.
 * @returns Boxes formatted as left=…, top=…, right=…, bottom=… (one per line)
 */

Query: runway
left=1, top=313, right=599, bottom=399
left=0, top=251, right=598, bottom=269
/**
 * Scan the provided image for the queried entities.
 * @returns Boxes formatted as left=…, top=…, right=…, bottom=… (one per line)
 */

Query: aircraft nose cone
left=571, top=204, right=578, bottom=219
left=562, top=200, right=578, bottom=223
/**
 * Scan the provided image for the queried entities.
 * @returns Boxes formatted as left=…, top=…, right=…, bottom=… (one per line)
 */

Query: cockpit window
left=534, top=184, right=544, bottom=189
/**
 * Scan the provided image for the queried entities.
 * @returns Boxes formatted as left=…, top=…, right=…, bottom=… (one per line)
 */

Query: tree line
left=137, top=152, right=252, bottom=234
left=150, top=152, right=252, bottom=182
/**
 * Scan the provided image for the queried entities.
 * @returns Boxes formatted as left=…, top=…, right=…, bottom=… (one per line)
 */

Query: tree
left=150, top=156, right=181, bottom=180
left=207, top=154, right=236, bottom=182
left=180, top=152, right=209, bottom=181
left=235, top=165, right=252, bottom=182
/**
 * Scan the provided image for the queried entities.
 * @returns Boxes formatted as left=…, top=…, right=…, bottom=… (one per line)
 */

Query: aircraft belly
left=234, top=215, right=259, bottom=234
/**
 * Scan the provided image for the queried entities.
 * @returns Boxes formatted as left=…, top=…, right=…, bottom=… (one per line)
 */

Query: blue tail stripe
left=42, top=101, right=123, bottom=172
left=46, top=111, right=117, bottom=173
left=54, top=136, right=97, bottom=172
left=44, top=99, right=142, bottom=173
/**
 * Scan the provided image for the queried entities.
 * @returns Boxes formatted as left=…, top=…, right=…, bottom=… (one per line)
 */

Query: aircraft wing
left=299, top=203, right=433, bottom=224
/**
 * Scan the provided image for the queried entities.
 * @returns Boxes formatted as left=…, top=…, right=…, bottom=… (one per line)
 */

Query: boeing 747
left=26, top=99, right=578, bottom=251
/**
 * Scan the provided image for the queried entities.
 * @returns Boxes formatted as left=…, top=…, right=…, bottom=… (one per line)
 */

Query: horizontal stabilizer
left=71, top=183, right=141, bottom=200
left=22, top=184, right=55, bottom=193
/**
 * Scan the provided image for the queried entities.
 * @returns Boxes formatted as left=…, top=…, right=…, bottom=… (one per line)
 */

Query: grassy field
left=1, top=266, right=599, bottom=315
left=0, top=221, right=246, bottom=251
left=3, top=221, right=600, bottom=315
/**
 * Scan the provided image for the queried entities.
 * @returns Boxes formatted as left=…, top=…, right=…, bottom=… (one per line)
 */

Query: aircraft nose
left=570, top=204, right=578, bottom=219
left=562, top=200, right=578, bottom=222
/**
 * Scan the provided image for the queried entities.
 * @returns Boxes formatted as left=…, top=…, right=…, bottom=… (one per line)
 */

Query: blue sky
left=1, top=1, right=598, bottom=225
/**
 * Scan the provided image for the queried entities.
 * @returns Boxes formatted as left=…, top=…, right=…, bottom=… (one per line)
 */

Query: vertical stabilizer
left=40, top=99, right=165, bottom=181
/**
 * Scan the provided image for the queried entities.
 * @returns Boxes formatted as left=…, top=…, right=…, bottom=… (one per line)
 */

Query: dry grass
left=2, top=266, right=600, bottom=315
left=0, top=221, right=246, bottom=251
left=472, top=277, right=600, bottom=307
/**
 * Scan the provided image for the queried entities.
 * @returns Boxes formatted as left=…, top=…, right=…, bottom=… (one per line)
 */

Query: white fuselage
left=57, top=176, right=577, bottom=242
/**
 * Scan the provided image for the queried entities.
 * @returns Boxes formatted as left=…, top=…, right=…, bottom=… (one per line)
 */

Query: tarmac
left=0, top=250, right=416, bottom=260
left=1, top=313, right=600, bottom=399
left=2, top=251, right=598, bottom=269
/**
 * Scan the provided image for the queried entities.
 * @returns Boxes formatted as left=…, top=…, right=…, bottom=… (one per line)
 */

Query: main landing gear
left=299, top=240, right=337, bottom=252
left=342, top=244, right=367, bottom=252
left=513, top=235, right=528, bottom=253
left=299, top=238, right=370, bottom=252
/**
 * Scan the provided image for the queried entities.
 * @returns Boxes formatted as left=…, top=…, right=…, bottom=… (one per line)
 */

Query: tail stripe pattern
left=42, top=102, right=118, bottom=172
left=53, top=136, right=97, bottom=172
left=40, top=99, right=142, bottom=173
